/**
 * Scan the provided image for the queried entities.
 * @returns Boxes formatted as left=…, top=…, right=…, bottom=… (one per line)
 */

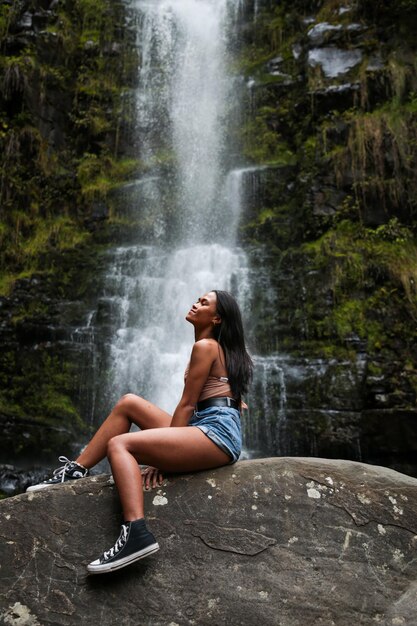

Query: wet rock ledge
left=1, top=458, right=417, bottom=626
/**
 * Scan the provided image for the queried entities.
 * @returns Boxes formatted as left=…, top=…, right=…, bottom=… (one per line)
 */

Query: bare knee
left=117, top=393, right=143, bottom=408
left=112, top=393, right=171, bottom=432
left=107, top=434, right=128, bottom=459
left=114, top=393, right=143, bottom=416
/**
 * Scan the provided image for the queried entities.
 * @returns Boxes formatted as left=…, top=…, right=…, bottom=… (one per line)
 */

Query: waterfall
left=243, top=356, right=288, bottom=457
left=102, top=0, right=250, bottom=414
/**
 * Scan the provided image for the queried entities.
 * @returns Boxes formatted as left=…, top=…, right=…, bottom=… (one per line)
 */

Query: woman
left=27, top=290, right=253, bottom=575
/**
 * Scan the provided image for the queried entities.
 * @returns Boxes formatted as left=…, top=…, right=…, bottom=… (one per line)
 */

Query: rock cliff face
left=0, top=0, right=138, bottom=470
left=1, top=458, right=417, bottom=625
left=237, top=0, right=417, bottom=475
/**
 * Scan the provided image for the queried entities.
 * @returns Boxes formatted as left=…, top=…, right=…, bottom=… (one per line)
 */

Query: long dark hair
left=212, top=290, right=253, bottom=402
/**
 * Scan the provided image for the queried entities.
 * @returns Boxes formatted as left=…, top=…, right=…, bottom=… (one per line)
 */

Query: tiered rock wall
left=238, top=0, right=417, bottom=474
left=0, top=0, right=138, bottom=470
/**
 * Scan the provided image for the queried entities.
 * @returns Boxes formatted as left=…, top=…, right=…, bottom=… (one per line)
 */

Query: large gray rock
left=1, top=458, right=417, bottom=626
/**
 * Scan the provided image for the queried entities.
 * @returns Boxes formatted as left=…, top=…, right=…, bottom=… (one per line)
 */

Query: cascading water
left=101, top=0, right=251, bottom=414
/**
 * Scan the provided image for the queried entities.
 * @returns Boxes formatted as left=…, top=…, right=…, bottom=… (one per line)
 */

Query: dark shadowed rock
left=1, top=458, right=417, bottom=625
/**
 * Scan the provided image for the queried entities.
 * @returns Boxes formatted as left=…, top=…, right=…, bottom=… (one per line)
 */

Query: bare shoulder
left=191, top=338, right=218, bottom=358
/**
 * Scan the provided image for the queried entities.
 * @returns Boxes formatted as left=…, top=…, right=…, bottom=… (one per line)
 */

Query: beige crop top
left=184, top=363, right=233, bottom=402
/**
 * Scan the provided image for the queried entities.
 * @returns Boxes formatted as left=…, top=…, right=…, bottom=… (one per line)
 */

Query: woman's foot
left=26, top=457, right=89, bottom=492
left=87, top=519, right=159, bottom=575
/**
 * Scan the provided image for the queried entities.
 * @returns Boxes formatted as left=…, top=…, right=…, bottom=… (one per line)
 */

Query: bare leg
left=76, top=394, right=172, bottom=469
left=107, top=427, right=231, bottom=521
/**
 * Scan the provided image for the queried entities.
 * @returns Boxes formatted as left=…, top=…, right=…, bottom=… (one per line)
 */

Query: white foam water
left=104, top=0, right=251, bottom=413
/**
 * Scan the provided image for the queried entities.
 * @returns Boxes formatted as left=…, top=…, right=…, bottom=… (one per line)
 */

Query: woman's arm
left=170, top=339, right=217, bottom=427
left=141, top=340, right=216, bottom=488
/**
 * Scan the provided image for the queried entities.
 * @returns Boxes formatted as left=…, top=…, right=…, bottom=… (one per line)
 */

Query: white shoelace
left=103, top=525, right=128, bottom=561
left=52, top=456, right=74, bottom=483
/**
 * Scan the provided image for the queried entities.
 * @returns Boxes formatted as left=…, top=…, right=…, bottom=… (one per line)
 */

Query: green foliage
left=242, top=115, right=296, bottom=165
left=236, top=4, right=301, bottom=81
left=303, top=219, right=417, bottom=347
left=1, top=54, right=36, bottom=100
left=0, top=349, right=87, bottom=459
left=77, top=153, right=141, bottom=200
left=236, top=0, right=417, bottom=370
left=0, top=2, right=18, bottom=42
left=0, top=0, right=138, bottom=295
left=75, top=0, right=115, bottom=42
left=0, top=0, right=139, bottom=460
left=317, top=94, right=417, bottom=222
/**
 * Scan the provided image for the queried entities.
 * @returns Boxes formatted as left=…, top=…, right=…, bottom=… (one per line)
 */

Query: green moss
left=301, top=219, right=417, bottom=349
left=302, top=136, right=318, bottom=162
left=0, top=213, right=94, bottom=296
left=242, top=116, right=296, bottom=165
left=0, top=3, right=12, bottom=40
left=11, top=299, right=50, bottom=325
left=367, top=361, right=383, bottom=376
left=0, top=0, right=138, bottom=296
left=39, top=390, right=81, bottom=422
left=236, top=0, right=417, bottom=403
left=0, top=0, right=139, bottom=459
left=0, top=349, right=87, bottom=437
left=325, top=98, right=417, bottom=216
left=0, top=273, right=15, bottom=296
left=236, top=2, right=302, bottom=82
left=305, top=220, right=416, bottom=285
left=330, top=299, right=384, bottom=348
left=236, top=49, right=278, bottom=75
left=27, top=217, right=90, bottom=255
left=77, top=153, right=141, bottom=200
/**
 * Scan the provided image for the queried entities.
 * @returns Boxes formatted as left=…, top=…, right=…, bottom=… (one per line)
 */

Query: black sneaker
left=26, top=456, right=89, bottom=492
left=87, top=518, right=159, bottom=575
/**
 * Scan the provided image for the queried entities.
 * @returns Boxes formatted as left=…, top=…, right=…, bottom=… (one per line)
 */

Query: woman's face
left=186, top=291, right=220, bottom=328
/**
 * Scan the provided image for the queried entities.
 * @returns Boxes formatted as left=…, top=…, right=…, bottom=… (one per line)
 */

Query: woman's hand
left=141, top=465, right=164, bottom=490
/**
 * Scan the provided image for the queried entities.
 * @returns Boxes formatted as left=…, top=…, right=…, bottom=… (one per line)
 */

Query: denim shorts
left=188, top=406, right=242, bottom=463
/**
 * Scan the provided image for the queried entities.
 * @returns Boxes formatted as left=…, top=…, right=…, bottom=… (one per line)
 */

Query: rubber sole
left=26, top=483, right=63, bottom=492
left=87, top=542, right=160, bottom=575
left=26, top=477, right=88, bottom=492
